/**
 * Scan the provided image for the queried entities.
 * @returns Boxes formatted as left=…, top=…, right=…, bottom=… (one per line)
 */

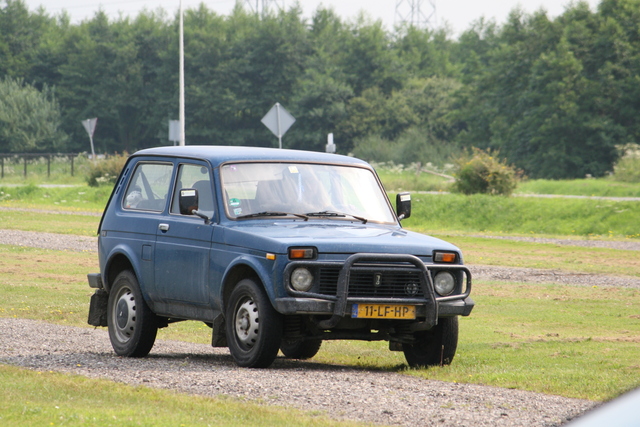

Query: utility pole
left=179, top=0, right=186, bottom=145
left=395, top=0, right=436, bottom=30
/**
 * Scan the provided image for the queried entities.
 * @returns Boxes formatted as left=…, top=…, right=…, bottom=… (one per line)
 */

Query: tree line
left=2, top=0, right=640, bottom=179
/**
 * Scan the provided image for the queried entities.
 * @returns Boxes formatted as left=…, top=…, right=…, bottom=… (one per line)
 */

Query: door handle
left=159, top=223, right=169, bottom=231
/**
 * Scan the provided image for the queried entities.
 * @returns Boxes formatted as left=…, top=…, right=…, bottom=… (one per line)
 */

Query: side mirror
left=396, top=192, right=411, bottom=221
left=179, top=188, right=199, bottom=215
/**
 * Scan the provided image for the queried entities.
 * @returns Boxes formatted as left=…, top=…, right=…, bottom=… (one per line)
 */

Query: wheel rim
left=112, top=287, right=137, bottom=343
left=234, top=297, right=259, bottom=349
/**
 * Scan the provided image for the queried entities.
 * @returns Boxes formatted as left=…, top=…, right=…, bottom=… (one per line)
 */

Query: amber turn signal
left=434, top=251, right=457, bottom=263
left=289, top=248, right=316, bottom=259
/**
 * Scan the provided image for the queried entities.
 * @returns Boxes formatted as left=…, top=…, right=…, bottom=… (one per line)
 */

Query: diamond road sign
left=261, top=103, right=295, bottom=149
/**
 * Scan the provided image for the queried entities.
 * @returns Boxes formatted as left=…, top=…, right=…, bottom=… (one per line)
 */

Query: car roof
left=131, top=145, right=370, bottom=169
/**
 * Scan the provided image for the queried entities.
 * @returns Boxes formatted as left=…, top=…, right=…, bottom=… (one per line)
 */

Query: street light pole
left=179, top=0, right=186, bottom=146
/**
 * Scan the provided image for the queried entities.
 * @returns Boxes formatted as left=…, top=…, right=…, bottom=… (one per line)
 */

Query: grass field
left=2, top=181, right=640, bottom=239
left=1, top=175, right=640, bottom=424
left=1, top=244, right=638, bottom=402
left=0, top=364, right=364, bottom=427
left=517, top=178, right=640, bottom=197
left=403, top=193, right=640, bottom=239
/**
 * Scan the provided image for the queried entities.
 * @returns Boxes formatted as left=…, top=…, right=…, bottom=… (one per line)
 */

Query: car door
left=113, top=160, right=174, bottom=296
left=154, top=162, right=214, bottom=315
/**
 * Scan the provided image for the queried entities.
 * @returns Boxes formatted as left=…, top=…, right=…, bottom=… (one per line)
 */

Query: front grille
left=318, top=266, right=425, bottom=298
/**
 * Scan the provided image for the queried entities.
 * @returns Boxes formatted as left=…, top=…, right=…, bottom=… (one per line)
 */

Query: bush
left=613, top=144, right=640, bottom=183
left=86, top=153, right=128, bottom=187
left=452, top=148, right=519, bottom=196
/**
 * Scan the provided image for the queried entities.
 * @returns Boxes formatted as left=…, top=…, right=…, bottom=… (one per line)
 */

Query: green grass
left=2, top=179, right=640, bottom=409
left=314, top=281, right=640, bottom=401
left=517, top=178, right=640, bottom=197
left=1, top=175, right=639, bottom=240
left=0, top=210, right=99, bottom=236
left=429, top=235, right=640, bottom=277
left=0, top=183, right=110, bottom=211
left=374, top=164, right=640, bottom=197
left=8, top=184, right=636, bottom=240
left=2, top=244, right=639, bottom=401
left=376, top=167, right=453, bottom=192
left=0, top=365, right=365, bottom=427
left=401, top=193, right=640, bottom=239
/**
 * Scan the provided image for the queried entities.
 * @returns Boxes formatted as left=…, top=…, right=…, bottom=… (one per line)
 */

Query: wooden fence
left=0, top=153, right=83, bottom=178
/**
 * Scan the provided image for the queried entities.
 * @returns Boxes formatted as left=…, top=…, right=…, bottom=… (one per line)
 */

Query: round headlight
left=291, top=267, right=313, bottom=292
left=433, top=271, right=456, bottom=296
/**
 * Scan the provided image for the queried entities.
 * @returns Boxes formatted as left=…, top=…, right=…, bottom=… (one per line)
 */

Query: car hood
left=220, top=221, right=460, bottom=258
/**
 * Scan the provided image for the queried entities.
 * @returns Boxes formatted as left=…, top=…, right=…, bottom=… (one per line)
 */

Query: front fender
left=218, top=254, right=278, bottom=309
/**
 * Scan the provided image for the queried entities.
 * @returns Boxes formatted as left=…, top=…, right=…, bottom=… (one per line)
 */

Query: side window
left=123, top=162, right=173, bottom=211
left=171, top=164, right=214, bottom=217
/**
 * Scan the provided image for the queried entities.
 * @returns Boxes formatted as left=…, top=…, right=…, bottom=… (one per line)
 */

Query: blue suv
left=87, top=146, right=474, bottom=368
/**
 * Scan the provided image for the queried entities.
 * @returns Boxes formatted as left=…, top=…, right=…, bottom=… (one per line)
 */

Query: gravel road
left=0, top=318, right=595, bottom=426
left=4, top=227, right=636, bottom=426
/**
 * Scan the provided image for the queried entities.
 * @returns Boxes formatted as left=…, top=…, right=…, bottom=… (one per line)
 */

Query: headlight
left=291, top=267, right=314, bottom=292
left=433, top=271, right=456, bottom=296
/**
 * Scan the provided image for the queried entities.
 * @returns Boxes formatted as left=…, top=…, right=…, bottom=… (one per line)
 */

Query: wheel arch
left=103, top=248, right=141, bottom=294
left=221, top=263, right=262, bottom=315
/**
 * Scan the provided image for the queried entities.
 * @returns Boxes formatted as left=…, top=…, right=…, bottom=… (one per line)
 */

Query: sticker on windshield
left=229, top=198, right=241, bottom=207
left=233, top=208, right=242, bottom=216
left=288, top=166, right=299, bottom=174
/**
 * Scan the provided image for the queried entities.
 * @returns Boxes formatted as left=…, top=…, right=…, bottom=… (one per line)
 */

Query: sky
left=23, top=0, right=602, bottom=35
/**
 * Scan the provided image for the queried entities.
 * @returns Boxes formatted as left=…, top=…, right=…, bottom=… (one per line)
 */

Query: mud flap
left=88, top=289, right=109, bottom=327
left=211, top=314, right=227, bottom=347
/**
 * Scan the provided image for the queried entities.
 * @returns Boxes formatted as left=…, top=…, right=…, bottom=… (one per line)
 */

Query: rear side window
left=123, top=162, right=173, bottom=211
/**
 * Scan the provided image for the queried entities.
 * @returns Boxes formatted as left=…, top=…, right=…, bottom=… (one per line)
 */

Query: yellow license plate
left=351, top=304, right=416, bottom=319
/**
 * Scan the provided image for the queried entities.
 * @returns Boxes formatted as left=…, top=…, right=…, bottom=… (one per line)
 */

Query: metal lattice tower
left=395, top=0, right=436, bottom=30
left=244, top=0, right=285, bottom=17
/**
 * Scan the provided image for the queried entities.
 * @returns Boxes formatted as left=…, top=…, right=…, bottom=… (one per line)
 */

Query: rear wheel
left=226, top=278, right=283, bottom=368
left=280, top=338, right=322, bottom=360
left=403, top=317, right=458, bottom=368
left=107, top=270, right=158, bottom=357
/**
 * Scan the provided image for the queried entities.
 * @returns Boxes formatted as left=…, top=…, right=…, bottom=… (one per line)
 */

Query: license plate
left=351, top=304, right=416, bottom=319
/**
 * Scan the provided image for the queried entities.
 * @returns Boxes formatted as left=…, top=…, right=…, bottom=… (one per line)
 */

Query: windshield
left=220, top=162, right=397, bottom=224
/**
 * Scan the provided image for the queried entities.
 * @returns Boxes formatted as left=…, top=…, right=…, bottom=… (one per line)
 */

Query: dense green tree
left=285, top=8, right=353, bottom=151
left=3, top=0, right=640, bottom=179
left=184, top=5, right=311, bottom=148
left=55, top=10, right=174, bottom=152
left=0, top=77, right=68, bottom=152
left=395, top=26, right=459, bottom=79
left=0, top=0, right=55, bottom=78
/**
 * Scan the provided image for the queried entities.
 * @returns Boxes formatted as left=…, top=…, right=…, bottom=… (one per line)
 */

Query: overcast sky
left=24, top=0, right=601, bottom=35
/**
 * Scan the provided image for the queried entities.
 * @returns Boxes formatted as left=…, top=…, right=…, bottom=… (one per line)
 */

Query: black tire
left=280, top=338, right=322, bottom=360
left=403, top=316, right=459, bottom=368
left=225, top=278, right=283, bottom=368
left=107, top=270, right=158, bottom=357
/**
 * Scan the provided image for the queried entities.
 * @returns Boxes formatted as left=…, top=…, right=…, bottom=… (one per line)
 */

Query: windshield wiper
left=237, top=211, right=309, bottom=221
left=305, top=211, right=368, bottom=224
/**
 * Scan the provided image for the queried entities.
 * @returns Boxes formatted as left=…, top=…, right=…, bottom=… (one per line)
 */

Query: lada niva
left=87, top=146, right=474, bottom=368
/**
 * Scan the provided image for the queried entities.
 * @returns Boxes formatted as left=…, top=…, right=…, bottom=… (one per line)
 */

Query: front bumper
left=274, top=295, right=475, bottom=316
left=277, top=253, right=474, bottom=329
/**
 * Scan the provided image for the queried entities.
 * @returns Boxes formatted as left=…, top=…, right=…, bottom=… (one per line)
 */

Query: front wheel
left=225, top=278, right=283, bottom=368
left=403, top=316, right=459, bottom=368
left=107, top=270, right=158, bottom=357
